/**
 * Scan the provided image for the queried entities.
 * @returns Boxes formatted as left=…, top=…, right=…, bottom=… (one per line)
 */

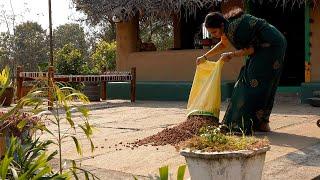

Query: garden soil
left=134, top=115, right=219, bottom=146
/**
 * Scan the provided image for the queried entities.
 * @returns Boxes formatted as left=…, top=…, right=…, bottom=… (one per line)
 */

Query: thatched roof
left=72, top=0, right=316, bottom=23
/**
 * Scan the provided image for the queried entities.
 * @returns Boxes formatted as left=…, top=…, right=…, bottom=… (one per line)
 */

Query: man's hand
left=196, top=56, right=206, bottom=65
left=220, top=52, right=233, bottom=62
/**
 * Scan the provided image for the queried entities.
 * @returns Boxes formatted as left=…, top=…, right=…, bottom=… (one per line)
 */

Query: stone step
left=307, top=97, right=320, bottom=107
left=313, top=91, right=320, bottom=98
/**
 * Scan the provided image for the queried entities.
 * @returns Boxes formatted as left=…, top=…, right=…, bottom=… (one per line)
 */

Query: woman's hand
left=220, top=52, right=233, bottom=62
left=196, top=55, right=207, bottom=65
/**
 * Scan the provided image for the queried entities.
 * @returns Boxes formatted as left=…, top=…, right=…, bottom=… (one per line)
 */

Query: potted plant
left=0, top=66, right=14, bottom=106
left=0, top=65, right=97, bottom=178
left=179, top=125, right=270, bottom=180
left=0, top=136, right=68, bottom=179
left=0, top=111, right=41, bottom=156
left=0, top=111, right=41, bottom=138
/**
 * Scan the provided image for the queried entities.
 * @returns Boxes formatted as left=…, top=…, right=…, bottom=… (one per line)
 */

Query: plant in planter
left=179, top=125, right=270, bottom=180
left=1, top=85, right=97, bottom=179
left=0, top=111, right=42, bottom=155
left=0, top=80, right=45, bottom=157
left=0, top=66, right=14, bottom=106
left=0, top=96, right=44, bottom=156
left=0, top=111, right=41, bottom=138
left=0, top=136, right=68, bottom=179
left=36, top=80, right=98, bottom=179
left=0, top=98, right=68, bottom=179
left=0, top=65, right=97, bottom=178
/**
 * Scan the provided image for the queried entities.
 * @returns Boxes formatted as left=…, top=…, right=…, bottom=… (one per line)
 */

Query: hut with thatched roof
left=73, top=0, right=320, bottom=102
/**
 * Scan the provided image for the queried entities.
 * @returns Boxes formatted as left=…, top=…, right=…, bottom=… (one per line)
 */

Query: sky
left=0, top=0, right=84, bottom=33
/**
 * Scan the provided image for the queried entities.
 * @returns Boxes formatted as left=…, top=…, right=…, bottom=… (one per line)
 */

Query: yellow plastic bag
left=187, top=59, right=224, bottom=118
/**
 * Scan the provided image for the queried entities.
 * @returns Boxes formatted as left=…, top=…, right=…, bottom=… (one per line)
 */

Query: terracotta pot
left=0, top=87, right=14, bottom=106
left=180, top=146, right=270, bottom=180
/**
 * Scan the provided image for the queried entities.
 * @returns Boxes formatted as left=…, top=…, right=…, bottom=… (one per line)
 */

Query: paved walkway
left=43, top=95, right=320, bottom=180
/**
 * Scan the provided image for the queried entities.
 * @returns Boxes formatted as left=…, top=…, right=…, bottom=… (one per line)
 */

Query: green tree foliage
left=91, top=40, right=116, bottom=72
left=54, top=23, right=88, bottom=57
left=101, top=21, right=116, bottom=42
left=0, top=32, right=14, bottom=70
left=86, top=19, right=116, bottom=45
left=55, top=43, right=85, bottom=75
left=13, top=21, right=48, bottom=71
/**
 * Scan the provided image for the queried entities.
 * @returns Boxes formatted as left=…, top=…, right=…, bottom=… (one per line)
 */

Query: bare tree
left=0, top=0, right=31, bottom=73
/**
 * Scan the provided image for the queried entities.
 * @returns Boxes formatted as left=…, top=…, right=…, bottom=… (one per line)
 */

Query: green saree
left=222, top=14, right=287, bottom=133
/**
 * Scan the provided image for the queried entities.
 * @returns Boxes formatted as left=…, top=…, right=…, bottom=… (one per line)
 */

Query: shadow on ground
left=257, top=131, right=320, bottom=167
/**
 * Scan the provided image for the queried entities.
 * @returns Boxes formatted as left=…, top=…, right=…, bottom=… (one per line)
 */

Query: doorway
left=248, top=1, right=305, bottom=86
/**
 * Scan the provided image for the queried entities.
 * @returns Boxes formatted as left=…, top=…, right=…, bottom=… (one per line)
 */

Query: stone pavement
left=43, top=95, right=320, bottom=180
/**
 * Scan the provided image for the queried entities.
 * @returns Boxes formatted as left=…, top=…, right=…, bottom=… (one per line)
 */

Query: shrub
left=91, top=41, right=116, bottom=73
left=55, top=43, right=85, bottom=75
left=0, top=112, right=41, bottom=138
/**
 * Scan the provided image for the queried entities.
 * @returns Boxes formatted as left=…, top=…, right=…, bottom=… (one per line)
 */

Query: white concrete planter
left=180, top=146, right=270, bottom=180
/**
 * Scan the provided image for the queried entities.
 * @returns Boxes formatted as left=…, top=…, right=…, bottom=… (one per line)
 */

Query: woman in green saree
left=197, top=8, right=287, bottom=134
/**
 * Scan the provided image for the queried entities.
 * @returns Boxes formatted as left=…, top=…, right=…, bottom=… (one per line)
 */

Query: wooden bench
left=16, top=66, right=136, bottom=102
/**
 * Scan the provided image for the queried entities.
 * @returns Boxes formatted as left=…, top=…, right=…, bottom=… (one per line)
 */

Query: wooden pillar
left=116, top=15, right=139, bottom=71
left=16, top=66, right=23, bottom=100
left=130, top=67, right=136, bottom=102
left=101, top=67, right=107, bottom=101
left=305, top=4, right=311, bottom=83
left=310, top=5, right=320, bottom=82
left=48, top=66, right=54, bottom=110
left=173, top=14, right=182, bottom=49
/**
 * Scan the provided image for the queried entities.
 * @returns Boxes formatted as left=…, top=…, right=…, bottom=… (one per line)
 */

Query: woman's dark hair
left=204, top=7, right=244, bottom=28
left=204, top=12, right=227, bottom=28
